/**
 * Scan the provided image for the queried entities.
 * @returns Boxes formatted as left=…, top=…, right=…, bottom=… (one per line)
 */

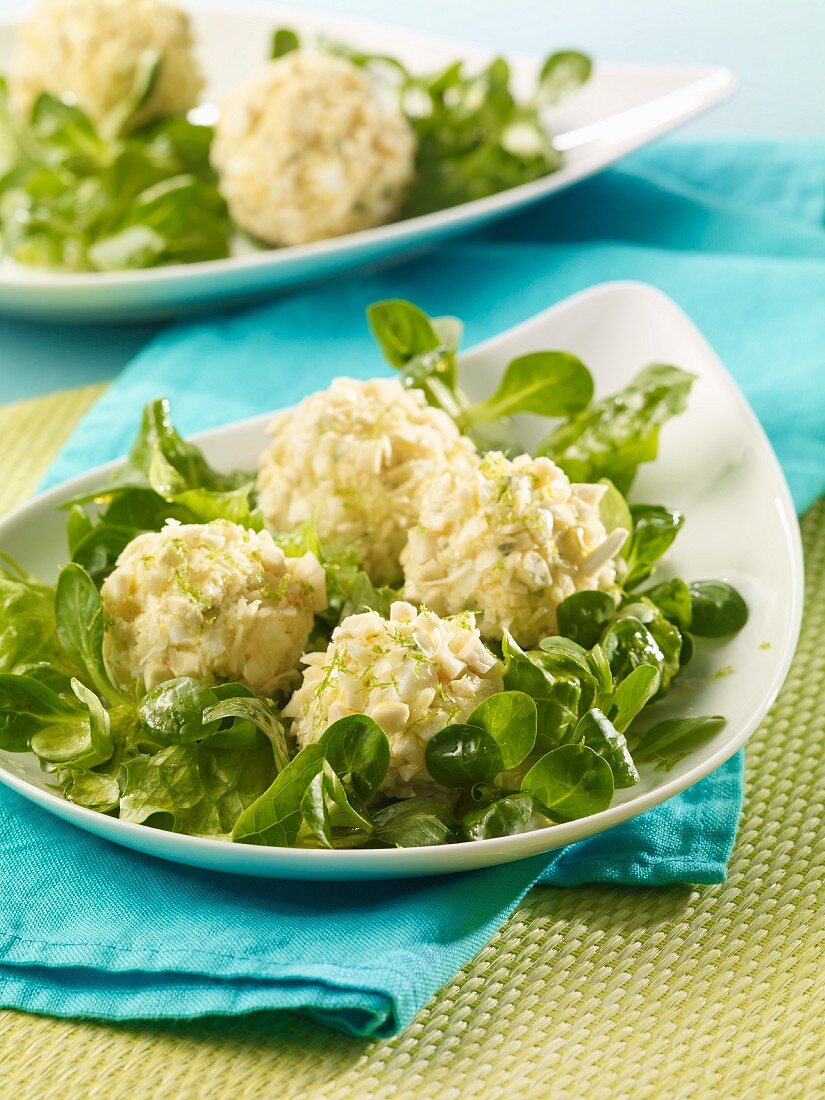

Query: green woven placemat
left=0, top=389, right=822, bottom=1100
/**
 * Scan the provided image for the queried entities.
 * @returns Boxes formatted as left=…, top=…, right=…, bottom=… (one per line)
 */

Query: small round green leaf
left=319, top=714, right=391, bottom=796
left=643, top=577, right=693, bottom=633
left=522, top=742, right=614, bottom=821
left=425, top=724, right=505, bottom=789
left=598, top=479, right=633, bottom=540
left=576, top=709, right=639, bottom=788
left=466, top=690, right=537, bottom=768
left=372, top=798, right=459, bottom=848
left=688, top=581, right=749, bottom=638
left=461, top=351, right=593, bottom=429
left=556, top=590, right=616, bottom=649
left=537, top=51, right=593, bottom=106
left=462, top=792, right=534, bottom=841
left=31, top=722, right=93, bottom=764
left=272, top=27, right=300, bottom=58
left=138, top=677, right=221, bottom=743
left=366, top=299, right=440, bottom=368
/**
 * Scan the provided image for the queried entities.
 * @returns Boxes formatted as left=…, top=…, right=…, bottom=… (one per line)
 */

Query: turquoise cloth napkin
left=2, top=140, right=822, bottom=1037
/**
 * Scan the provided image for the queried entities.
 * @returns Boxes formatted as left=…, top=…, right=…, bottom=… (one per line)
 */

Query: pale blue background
left=1, top=0, right=823, bottom=400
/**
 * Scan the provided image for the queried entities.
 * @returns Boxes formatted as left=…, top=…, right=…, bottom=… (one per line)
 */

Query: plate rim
left=0, top=280, right=804, bottom=876
left=0, top=4, right=736, bottom=291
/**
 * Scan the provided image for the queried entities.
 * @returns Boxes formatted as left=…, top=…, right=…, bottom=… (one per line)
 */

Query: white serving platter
left=0, top=282, right=802, bottom=879
left=0, top=3, right=735, bottom=322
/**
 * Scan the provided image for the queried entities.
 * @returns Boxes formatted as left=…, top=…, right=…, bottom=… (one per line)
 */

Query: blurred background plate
left=0, top=3, right=734, bottom=322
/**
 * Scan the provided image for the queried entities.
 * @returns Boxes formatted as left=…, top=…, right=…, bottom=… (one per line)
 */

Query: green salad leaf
left=300, top=760, right=373, bottom=849
left=367, top=299, right=464, bottom=418
left=425, top=724, right=504, bottom=789
left=536, top=52, right=593, bottom=106
left=502, top=631, right=592, bottom=749
left=202, top=696, right=290, bottom=772
left=138, top=677, right=222, bottom=744
left=232, top=743, right=327, bottom=846
left=456, top=352, right=593, bottom=428
left=601, top=615, right=671, bottom=697
left=632, top=715, right=727, bottom=770
left=318, top=714, right=391, bottom=799
left=614, top=599, right=682, bottom=694
left=461, top=791, right=534, bottom=841
left=573, top=709, right=638, bottom=789
left=466, top=690, right=537, bottom=769
left=623, top=504, right=685, bottom=589
left=60, top=768, right=120, bottom=813
left=232, top=718, right=392, bottom=848
left=338, top=570, right=395, bottom=621
left=522, top=742, right=614, bottom=821
left=540, top=364, right=695, bottom=492
left=119, top=744, right=205, bottom=826
left=0, top=68, right=230, bottom=272
left=642, top=577, right=693, bottom=633
left=69, top=522, right=140, bottom=587
left=373, top=798, right=459, bottom=848
left=688, top=581, right=749, bottom=638
left=272, top=28, right=300, bottom=59
left=0, top=557, right=78, bottom=686
left=609, top=664, right=660, bottom=733
left=556, top=590, right=616, bottom=649
left=55, top=563, right=128, bottom=703
left=51, top=678, right=115, bottom=767
left=120, top=723, right=277, bottom=837
left=0, top=673, right=85, bottom=752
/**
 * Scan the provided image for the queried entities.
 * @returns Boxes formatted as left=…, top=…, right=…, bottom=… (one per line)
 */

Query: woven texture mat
left=0, top=389, right=822, bottom=1100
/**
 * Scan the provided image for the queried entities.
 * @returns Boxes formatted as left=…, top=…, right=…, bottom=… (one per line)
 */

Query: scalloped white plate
left=0, top=3, right=734, bottom=322
left=0, top=282, right=802, bottom=878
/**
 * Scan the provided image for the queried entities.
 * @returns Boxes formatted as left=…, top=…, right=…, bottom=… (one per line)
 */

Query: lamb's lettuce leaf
left=55, top=563, right=128, bottom=704
left=573, top=709, right=638, bottom=789
left=522, top=742, right=614, bottom=821
left=373, top=798, right=459, bottom=848
left=456, top=351, right=593, bottom=428
left=0, top=673, right=86, bottom=752
left=461, top=791, right=534, bottom=840
left=540, top=364, right=695, bottom=492
left=0, top=75, right=230, bottom=272
left=120, top=723, right=277, bottom=837
left=632, top=715, right=727, bottom=770
left=0, top=557, right=78, bottom=686
left=688, top=581, right=749, bottom=638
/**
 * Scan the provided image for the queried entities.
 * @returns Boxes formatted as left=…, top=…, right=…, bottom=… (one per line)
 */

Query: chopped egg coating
left=12, top=0, right=203, bottom=128
left=211, top=51, right=416, bottom=246
left=284, top=601, right=503, bottom=796
left=401, top=451, right=626, bottom=645
left=101, top=519, right=326, bottom=696
left=256, top=376, right=480, bottom=585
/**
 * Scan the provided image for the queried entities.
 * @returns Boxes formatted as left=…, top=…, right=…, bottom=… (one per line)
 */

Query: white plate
left=0, top=3, right=734, bottom=322
left=0, top=282, right=803, bottom=879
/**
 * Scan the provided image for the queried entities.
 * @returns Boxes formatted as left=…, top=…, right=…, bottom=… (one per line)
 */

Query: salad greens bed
left=0, top=57, right=231, bottom=272
left=273, top=27, right=591, bottom=218
left=0, top=298, right=748, bottom=849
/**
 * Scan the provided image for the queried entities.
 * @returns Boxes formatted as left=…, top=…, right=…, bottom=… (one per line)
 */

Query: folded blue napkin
left=2, top=139, right=822, bottom=1036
